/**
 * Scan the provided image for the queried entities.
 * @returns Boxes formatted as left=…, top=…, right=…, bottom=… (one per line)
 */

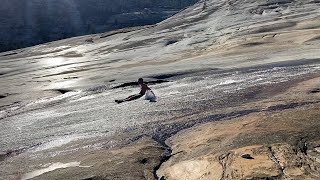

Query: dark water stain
left=112, top=80, right=169, bottom=89
left=266, top=101, right=320, bottom=111
left=241, top=42, right=268, bottom=47
left=149, top=73, right=185, bottom=80
left=51, top=89, right=73, bottom=94
left=0, top=143, right=41, bottom=162
left=81, top=175, right=104, bottom=180
left=165, top=40, right=179, bottom=46
left=146, top=58, right=319, bottom=84
left=148, top=68, right=220, bottom=80
left=63, top=76, right=78, bottom=80
left=0, top=94, right=7, bottom=99
left=260, top=0, right=293, bottom=7
left=0, top=52, right=18, bottom=57
left=242, top=58, right=320, bottom=73
left=309, top=88, right=320, bottom=94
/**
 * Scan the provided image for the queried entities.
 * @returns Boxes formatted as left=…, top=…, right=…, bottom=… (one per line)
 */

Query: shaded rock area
left=0, top=0, right=198, bottom=52
left=24, top=138, right=166, bottom=180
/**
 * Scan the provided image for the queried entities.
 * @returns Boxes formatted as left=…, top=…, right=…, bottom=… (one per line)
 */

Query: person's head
left=138, top=78, right=144, bottom=85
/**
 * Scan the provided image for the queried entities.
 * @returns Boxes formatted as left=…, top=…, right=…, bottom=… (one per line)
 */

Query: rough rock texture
left=0, top=0, right=197, bottom=52
left=0, top=0, right=320, bottom=179
left=9, top=137, right=166, bottom=180
left=33, top=138, right=165, bottom=180
left=157, top=77, right=320, bottom=180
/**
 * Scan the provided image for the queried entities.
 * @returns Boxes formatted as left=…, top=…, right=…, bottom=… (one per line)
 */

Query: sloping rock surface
left=0, top=0, right=197, bottom=52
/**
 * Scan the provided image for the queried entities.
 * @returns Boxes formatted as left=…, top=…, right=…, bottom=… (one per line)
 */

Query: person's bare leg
left=124, top=94, right=142, bottom=101
left=115, top=94, right=142, bottom=103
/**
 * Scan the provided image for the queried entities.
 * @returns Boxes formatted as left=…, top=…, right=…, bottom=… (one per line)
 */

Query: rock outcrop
left=157, top=77, right=320, bottom=180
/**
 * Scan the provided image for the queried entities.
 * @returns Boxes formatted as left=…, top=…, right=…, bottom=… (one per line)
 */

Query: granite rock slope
left=0, top=0, right=320, bottom=179
left=0, top=0, right=197, bottom=52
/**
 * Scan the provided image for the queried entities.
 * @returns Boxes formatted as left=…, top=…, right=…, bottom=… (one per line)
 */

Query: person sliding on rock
left=115, top=78, right=156, bottom=103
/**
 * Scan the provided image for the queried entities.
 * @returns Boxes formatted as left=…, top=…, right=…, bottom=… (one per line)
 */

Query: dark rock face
left=0, top=0, right=198, bottom=52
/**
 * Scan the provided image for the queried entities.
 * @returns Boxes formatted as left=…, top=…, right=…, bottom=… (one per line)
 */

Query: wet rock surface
left=0, top=0, right=320, bottom=179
